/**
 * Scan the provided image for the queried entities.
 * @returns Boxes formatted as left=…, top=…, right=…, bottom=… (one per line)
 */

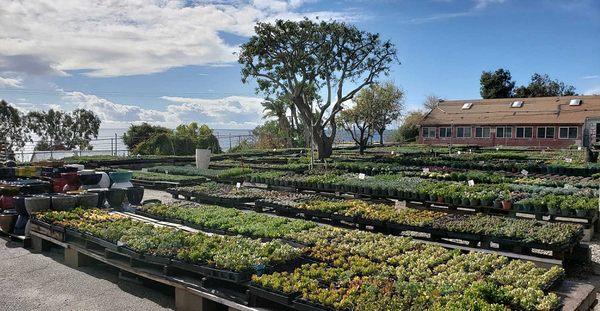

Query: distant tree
left=239, top=19, right=397, bottom=159
left=514, top=73, right=577, bottom=98
left=367, top=82, right=405, bottom=145
left=122, top=123, right=170, bottom=150
left=174, top=122, right=222, bottom=153
left=26, top=108, right=100, bottom=150
left=394, top=110, right=425, bottom=143
left=338, top=102, right=374, bottom=155
left=423, top=94, right=441, bottom=111
left=0, top=100, right=30, bottom=156
left=262, top=98, right=292, bottom=146
left=480, top=68, right=515, bottom=99
left=252, top=120, right=291, bottom=149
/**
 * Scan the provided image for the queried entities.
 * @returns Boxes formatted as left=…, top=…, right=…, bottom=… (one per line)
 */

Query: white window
left=439, top=127, right=452, bottom=138
left=569, top=99, right=581, bottom=106
left=516, top=127, right=533, bottom=138
left=456, top=127, right=472, bottom=138
left=475, top=127, right=490, bottom=138
left=537, top=127, right=555, bottom=139
left=496, top=126, right=512, bottom=138
left=510, top=101, right=524, bottom=108
left=422, top=127, right=436, bottom=138
left=462, top=102, right=473, bottom=110
left=559, top=127, right=578, bottom=139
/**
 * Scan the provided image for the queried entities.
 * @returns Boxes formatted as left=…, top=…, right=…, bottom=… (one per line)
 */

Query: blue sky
left=0, top=0, right=598, bottom=130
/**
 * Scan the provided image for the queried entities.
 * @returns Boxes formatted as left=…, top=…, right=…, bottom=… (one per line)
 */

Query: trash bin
left=195, top=149, right=211, bottom=169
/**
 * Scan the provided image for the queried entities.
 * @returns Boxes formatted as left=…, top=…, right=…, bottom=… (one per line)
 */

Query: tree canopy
left=239, top=19, right=397, bottom=159
left=128, top=122, right=221, bottom=156
left=480, top=69, right=515, bottom=99
left=0, top=100, right=30, bottom=153
left=394, top=110, right=425, bottom=143
left=479, top=69, right=577, bottom=99
left=26, top=108, right=100, bottom=151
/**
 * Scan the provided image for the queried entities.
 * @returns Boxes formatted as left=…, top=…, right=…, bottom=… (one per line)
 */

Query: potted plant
left=574, top=198, right=590, bottom=217
left=559, top=196, right=575, bottom=217
left=499, top=190, right=512, bottom=210
left=546, top=195, right=560, bottom=215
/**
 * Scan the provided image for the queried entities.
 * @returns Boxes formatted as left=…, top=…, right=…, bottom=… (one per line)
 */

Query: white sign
left=141, top=168, right=148, bottom=172
left=457, top=151, right=461, bottom=155
left=469, top=149, right=472, bottom=153
left=565, top=158, right=573, bottom=163
left=479, top=161, right=485, bottom=165
left=521, top=169, right=528, bottom=176
left=391, top=151, right=395, bottom=155
left=358, top=173, right=366, bottom=180
left=578, top=146, right=582, bottom=151
left=467, top=180, right=475, bottom=187
left=236, top=182, right=241, bottom=189
left=165, top=170, right=169, bottom=174
left=422, top=168, right=430, bottom=173
left=496, top=147, right=499, bottom=151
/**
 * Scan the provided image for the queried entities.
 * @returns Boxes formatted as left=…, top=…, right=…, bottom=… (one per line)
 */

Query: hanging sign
left=358, top=173, right=366, bottom=180
left=467, top=180, right=475, bottom=187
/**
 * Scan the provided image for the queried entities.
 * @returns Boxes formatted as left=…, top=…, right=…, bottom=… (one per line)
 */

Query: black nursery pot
left=126, top=186, right=145, bottom=206
left=88, top=189, right=108, bottom=208
left=13, top=195, right=31, bottom=216
left=79, top=173, right=103, bottom=186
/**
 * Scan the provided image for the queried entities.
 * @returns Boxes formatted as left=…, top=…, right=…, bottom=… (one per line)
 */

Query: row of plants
left=246, top=171, right=597, bottom=216
left=35, top=208, right=301, bottom=275
left=514, top=175, right=600, bottom=189
left=147, top=165, right=253, bottom=180
left=255, top=226, right=563, bottom=311
left=171, top=182, right=267, bottom=202
left=131, top=171, right=208, bottom=185
left=515, top=195, right=599, bottom=217
left=137, top=203, right=316, bottom=239
left=259, top=195, right=583, bottom=247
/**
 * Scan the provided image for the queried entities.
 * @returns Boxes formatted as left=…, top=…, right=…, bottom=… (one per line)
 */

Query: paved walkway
left=0, top=238, right=174, bottom=311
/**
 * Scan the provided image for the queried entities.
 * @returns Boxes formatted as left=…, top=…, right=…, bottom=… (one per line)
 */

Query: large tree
left=514, top=73, right=577, bottom=98
left=394, top=110, right=425, bottom=143
left=423, top=94, right=441, bottom=111
left=262, top=98, right=292, bottom=147
left=480, top=68, right=515, bottom=99
left=367, top=82, right=404, bottom=145
left=239, top=19, right=397, bottom=159
left=0, top=100, right=30, bottom=156
left=122, top=122, right=171, bottom=150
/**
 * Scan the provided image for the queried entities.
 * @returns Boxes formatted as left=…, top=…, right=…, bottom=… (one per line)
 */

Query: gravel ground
left=0, top=238, right=174, bottom=311
left=142, top=188, right=178, bottom=205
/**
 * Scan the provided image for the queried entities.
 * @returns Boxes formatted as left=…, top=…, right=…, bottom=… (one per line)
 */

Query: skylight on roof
left=462, top=102, right=473, bottom=110
left=510, top=101, right=524, bottom=108
left=569, top=99, right=582, bottom=106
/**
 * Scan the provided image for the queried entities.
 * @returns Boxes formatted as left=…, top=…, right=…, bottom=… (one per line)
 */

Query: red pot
left=501, top=200, right=512, bottom=210
left=0, top=195, right=16, bottom=210
left=52, top=178, right=68, bottom=193
left=436, top=197, right=445, bottom=204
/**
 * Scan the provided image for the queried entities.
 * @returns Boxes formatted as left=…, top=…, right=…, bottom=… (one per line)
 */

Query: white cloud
left=0, top=76, right=23, bottom=88
left=0, top=0, right=350, bottom=77
left=581, top=75, right=599, bottom=80
left=473, top=0, right=506, bottom=10
left=58, top=90, right=264, bottom=128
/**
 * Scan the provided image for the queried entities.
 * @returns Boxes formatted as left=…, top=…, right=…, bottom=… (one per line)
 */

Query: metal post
left=114, top=133, right=118, bottom=156
left=229, top=133, right=232, bottom=150
left=111, top=138, right=114, bottom=156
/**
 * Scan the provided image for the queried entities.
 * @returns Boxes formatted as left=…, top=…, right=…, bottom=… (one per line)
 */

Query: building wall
left=418, top=124, right=582, bottom=149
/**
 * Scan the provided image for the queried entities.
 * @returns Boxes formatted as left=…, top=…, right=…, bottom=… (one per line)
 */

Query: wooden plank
left=556, top=281, right=596, bottom=311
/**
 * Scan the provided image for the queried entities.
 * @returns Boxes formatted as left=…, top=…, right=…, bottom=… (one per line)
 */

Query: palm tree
left=262, top=99, right=292, bottom=145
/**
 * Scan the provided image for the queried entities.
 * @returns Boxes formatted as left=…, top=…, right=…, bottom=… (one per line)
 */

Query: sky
left=0, top=0, right=599, bottom=130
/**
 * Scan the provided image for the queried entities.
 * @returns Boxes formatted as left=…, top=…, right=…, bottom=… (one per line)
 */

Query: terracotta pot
left=0, top=213, right=18, bottom=234
left=126, top=186, right=144, bottom=206
left=51, top=178, right=68, bottom=193
left=61, top=172, right=81, bottom=192
left=501, top=200, right=512, bottom=210
left=51, top=195, right=79, bottom=211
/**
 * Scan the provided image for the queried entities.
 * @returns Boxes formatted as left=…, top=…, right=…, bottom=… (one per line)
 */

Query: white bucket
left=195, top=149, right=211, bottom=169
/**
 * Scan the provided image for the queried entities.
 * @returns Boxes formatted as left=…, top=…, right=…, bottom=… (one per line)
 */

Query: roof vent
left=462, top=102, right=473, bottom=110
left=510, top=101, right=524, bottom=108
left=569, top=99, right=582, bottom=106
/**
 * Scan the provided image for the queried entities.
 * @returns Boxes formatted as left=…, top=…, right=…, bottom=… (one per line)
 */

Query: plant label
left=117, top=241, right=124, bottom=246
left=457, top=151, right=461, bottom=155
left=391, top=151, right=395, bottom=155
left=479, top=161, right=484, bottom=165
left=467, top=180, right=475, bottom=187
left=496, top=147, right=499, bottom=151
left=165, top=170, right=169, bottom=174
left=565, top=158, right=572, bottom=163
left=422, top=168, right=430, bottom=173
left=521, top=170, right=528, bottom=176
left=578, top=146, right=582, bottom=151
left=358, top=173, right=366, bottom=180
left=236, top=182, right=241, bottom=189
left=141, top=168, right=148, bottom=172
left=469, top=149, right=472, bottom=153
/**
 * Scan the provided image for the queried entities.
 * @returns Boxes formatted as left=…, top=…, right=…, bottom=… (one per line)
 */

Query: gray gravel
left=0, top=238, right=174, bottom=311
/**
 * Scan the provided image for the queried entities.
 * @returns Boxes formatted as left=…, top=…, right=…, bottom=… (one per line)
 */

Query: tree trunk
left=378, top=128, right=385, bottom=145
left=313, top=126, right=334, bottom=159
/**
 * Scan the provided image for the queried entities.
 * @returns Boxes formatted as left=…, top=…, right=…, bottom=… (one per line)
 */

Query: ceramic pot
left=20, top=182, right=51, bottom=195
left=97, top=172, right=111, bottom=188
left=51, top=195, right=79, bottom=211
left=25, top=196, right=51, bottom=215
left=13, top=195, right=30, bottom=216
left=106, top=188, right=126, bottom=209
left=61, top=172, right=81, bottom=192
left=109, top=171, right=133, bottom=184
left=126, top=186, right=144, bottom=206
left=51, top=178, right=68, bottom=193
left=77, top=192, right=99, bottom=208
left=87, top=189, right=107, bottom=208
left=0, top=213, right=18, bottom=234
left=78, top=173, right=102, bottom=186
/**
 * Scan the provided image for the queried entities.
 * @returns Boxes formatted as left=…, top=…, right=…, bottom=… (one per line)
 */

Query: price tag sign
left=467, top=180, right=475, bottom=187
left=422, top=168, right=430, bottom=173
left=457, top=151, right=461, bottom=155
left=236, top=182, right=241, bottom=189
left=479, top=161, right=485, bottom=165
left=391, top=151, right=395, bottom=155
left=521, top=169, right=528, bottom=176
left=565, top=158, right=573, bottom=163
left=117, top=241, right=124, bottom=247
left=141, top=168, right=148, bottom=172
left=578, top=146, right=582, bottom=151
left=358, top=173, right=366, bottom=180
left=468, top=149, right=472, bottom=153
left=496, top=147, right=499, bottom=151
left=165, top=170, right=169, bottom=175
